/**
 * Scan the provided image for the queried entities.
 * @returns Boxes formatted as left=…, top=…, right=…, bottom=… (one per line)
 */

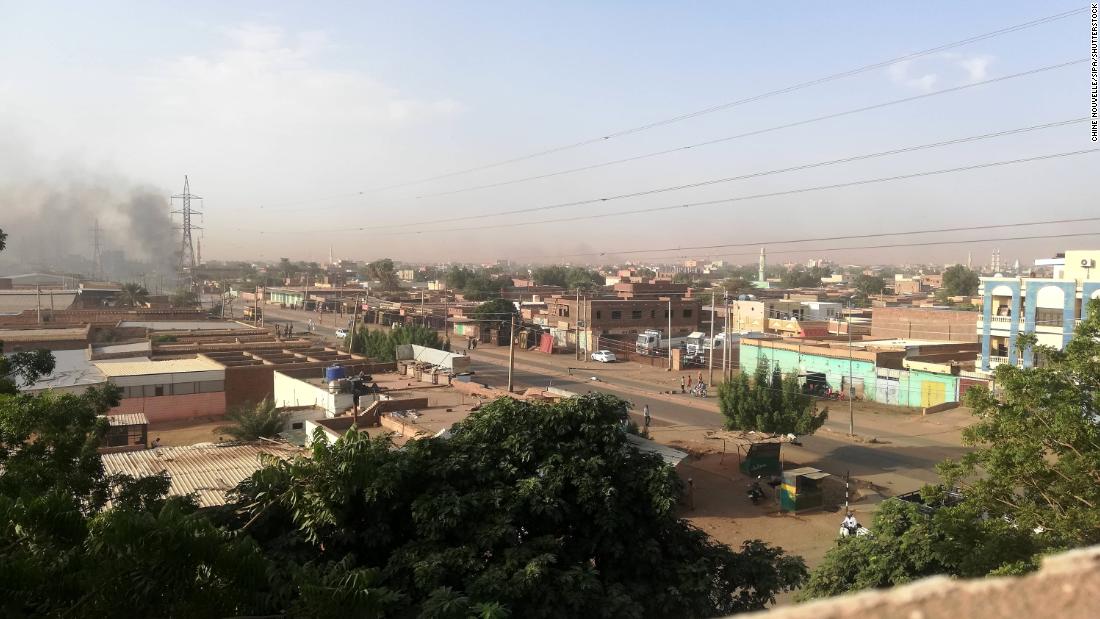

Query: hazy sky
left=1, top=1, right=1097, bottom=268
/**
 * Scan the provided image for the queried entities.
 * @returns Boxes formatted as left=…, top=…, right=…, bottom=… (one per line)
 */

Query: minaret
left=966, top=251, right=972, bottom=270
left=758, top=248, right=766, bottom=282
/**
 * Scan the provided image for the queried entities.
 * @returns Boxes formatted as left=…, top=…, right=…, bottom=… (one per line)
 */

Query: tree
left=366, top=258, right=401, bottom=290
left=780, top=266, right=832, bottom=288
left=170, top=289, right=199, bottom=307
left=278, top=257, right=299, bottom=282
left=215, top=398, right=290, bottom=441
left=232, top=394, right=808, bottom=616
left=471, top=298, right=518, bottom=324
left=940, top=264, right=980, bottom=297
left=119, top=282, right=149, bottom=307
left=852, top=274, right=885, bottom=296
left=0, top=343, right=55, bottom=395
left=718, top=363, right=827, bottom=436
left=720, top=277, right=755, bottom=298
left=564, top=266, right=603, bottom=290
left=531, top=265, right=568, bottom=287
left=356, top=325, right=443, bottom=362
left=0, top=230, right=56, bottom=394
left=0, top=385, right=270, bottom=616
left=802, top=300, right=1100, bottom=599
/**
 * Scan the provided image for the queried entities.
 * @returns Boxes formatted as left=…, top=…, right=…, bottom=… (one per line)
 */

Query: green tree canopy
left=119, top=282, right=149, bottom=307
left=852, top=274, right=885, bottom=296
left=232, top=394, right=808, bottom=616
left=780, top=266, right=832, bottom=289
left=215, top=397, right=290, bottom=441
left=356, top=324, right=444, bottom=362
left=0, top=385, right=267, bottom=616
left=365, top=258, right=401, bottom=290
left=803, top=300, right=1100, bottom=599
left=940, top=264, right=980, bottom=297
left=718, top=363, right=827, bottom=436
left=719, top=277, right=755, bottom=298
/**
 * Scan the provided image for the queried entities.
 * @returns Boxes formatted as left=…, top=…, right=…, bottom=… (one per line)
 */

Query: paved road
left=468, top=347, right=970, bottom=495
left=255, top=309, right=969, bottom=494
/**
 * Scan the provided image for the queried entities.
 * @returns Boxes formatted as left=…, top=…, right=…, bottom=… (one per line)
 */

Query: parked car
left=591, top=350, right=617, bottom=363
left=335, top=328, right=348, bottom=339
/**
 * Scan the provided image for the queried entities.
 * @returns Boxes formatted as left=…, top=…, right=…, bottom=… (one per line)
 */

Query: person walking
left=307, top=318, right=314, bottom=332
left=680, top=376, right=686, bottom=393
left=642, top=404, right=651, bottom=436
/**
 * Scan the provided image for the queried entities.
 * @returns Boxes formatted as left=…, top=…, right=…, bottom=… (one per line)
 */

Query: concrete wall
left=272, top=371, right=353, bottom=416
left=740, top=342, right=878, bottom=400
left=112, top=391, right=226, bottom=424
left=224, top=361, right=394, bottom=410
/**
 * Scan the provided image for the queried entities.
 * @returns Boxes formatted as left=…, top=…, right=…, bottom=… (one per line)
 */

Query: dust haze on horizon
left=1, top=2, right=1097, bottom=271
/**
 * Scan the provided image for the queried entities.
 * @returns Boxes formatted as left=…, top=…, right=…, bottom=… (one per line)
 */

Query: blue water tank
left=324, top=364, right=346, bottom=382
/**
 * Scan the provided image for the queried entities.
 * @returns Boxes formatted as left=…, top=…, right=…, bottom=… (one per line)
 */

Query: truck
left=635, top=329, right=691, bottom=356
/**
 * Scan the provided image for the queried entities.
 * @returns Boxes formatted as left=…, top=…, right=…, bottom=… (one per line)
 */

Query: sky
left=1, top=1, right=1097, bottom=269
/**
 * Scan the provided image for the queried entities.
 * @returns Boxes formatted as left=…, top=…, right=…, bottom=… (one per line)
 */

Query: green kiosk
left=738, top=441, right=782, bottom=478
left=779, top=467, right=830, bottom=513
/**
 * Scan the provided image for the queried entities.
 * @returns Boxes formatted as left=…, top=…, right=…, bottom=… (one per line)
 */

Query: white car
left=591, top=350, right=617, bottom=363
left=334, top=328, right=348, bottom=339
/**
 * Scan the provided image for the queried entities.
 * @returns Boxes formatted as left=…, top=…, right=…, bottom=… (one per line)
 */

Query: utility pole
left=349, top=295, right=359, bottom=354
left=507, top=314, right=516, bottom=392
left=170, top=176, right=202, bottom=292
left=667, top=298, right=672, bottom=371
left=36, top=284, right=42, bottom=325
left=576, top=290, right=585, bottom=362
left=580, top=293, right=586, bottom=360
left=847, top=298, right=855, bottom=436
left=708, top=291, right=715, bottom=386
left=723, top=292, right=731, bottom=381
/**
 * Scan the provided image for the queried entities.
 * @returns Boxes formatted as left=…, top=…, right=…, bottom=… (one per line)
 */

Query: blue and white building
left=978, top=249, right=1100, bottom=371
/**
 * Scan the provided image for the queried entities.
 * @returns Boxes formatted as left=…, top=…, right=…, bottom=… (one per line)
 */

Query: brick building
left=871, top=306, right=980, bottom=342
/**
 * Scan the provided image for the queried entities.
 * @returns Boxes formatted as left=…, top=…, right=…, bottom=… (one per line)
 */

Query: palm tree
left=215, top=398, right=290, bottom=441
left=119, top=282, right=149, bottom=307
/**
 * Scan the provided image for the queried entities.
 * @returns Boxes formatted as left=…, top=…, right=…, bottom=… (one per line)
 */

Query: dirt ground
left=148, top=417, right=228, bottom=446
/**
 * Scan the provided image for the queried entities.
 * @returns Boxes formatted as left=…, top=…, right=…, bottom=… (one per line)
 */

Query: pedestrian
left=643, top=404, right=651, bottom=432
left=680, top=376, right=686, bottom=393
left=151, top=437, right=161, bottom=449
left=288, top=324, right=293, bottom=337
left=308, top=319, right=314, bottom=332
left=698, top=371, right=704, bottom=386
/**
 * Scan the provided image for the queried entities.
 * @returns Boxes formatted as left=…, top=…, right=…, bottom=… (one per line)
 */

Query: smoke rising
left=0, top=178, right=178, bottom=281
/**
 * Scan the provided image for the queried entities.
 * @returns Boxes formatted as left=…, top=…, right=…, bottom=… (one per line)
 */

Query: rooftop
left=94, top=357, right=224, bottom=377
left=0, top=326, right=89, bottom=342
left=118, top=320, right=243, bottom=330
left=12, top=348, right=106, bottom=391
left=100, top=442, right=300, bottom=507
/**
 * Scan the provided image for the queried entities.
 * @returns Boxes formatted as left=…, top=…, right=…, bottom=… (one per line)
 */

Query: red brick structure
left=871, top=307, right=979, bottom=342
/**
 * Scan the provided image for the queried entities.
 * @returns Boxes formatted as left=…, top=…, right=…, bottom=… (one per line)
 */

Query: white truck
left=635, top=329, right=691, bottom=356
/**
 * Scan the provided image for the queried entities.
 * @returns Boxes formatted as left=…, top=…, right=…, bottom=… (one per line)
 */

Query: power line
left=361, top=7, right=1086, bottom=193
left=405, top=62, right=1086, bottom=202
left=533, top=215, right=1100, bottom=259
left=633, top=230, right=1100, bottom=263
left=389, top=148, right=1100, bottom=236
left=251, top=8, right=1086, bottom=210
left=368, top=117, right=1084, bottom=229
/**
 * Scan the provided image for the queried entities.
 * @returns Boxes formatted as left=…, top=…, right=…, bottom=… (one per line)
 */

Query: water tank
left=325, top=364, right=346, bottom=382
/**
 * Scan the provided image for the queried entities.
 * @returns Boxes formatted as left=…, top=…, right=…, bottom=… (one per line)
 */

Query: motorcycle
left=838, top=517, right=871, bottom=538
left=747, top=479, right=765, bottom=505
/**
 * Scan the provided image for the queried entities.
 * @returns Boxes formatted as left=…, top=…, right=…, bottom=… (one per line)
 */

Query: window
left=682, top=309, right=693, bottom=318
left=611, top=310, right=622, bottom=320
left=664, top=309, right=670, bottom=318
left=1035, top=308, right=1062, bottom=326
left=631, top=310, right=642, bottom=319
left=595, top=310, right=602, bottom=319
left=650, top=310, right=656, bottom=319
left=154, top=385, right=165, bottom=397
left=292, top=422, right=304, bottom=430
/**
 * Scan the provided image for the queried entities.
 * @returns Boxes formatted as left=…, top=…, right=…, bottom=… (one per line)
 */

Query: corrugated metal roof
left=100, top=442, right=300, bottom=507
left=105, top=413, right=148, bottom=426
left=0, top=291, right=78, bottom=314
left=626, top=434, right=689, bottom=467
left=95, top=357, right=224, bottom=377
left=12, top=349, right=106, bottom=391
